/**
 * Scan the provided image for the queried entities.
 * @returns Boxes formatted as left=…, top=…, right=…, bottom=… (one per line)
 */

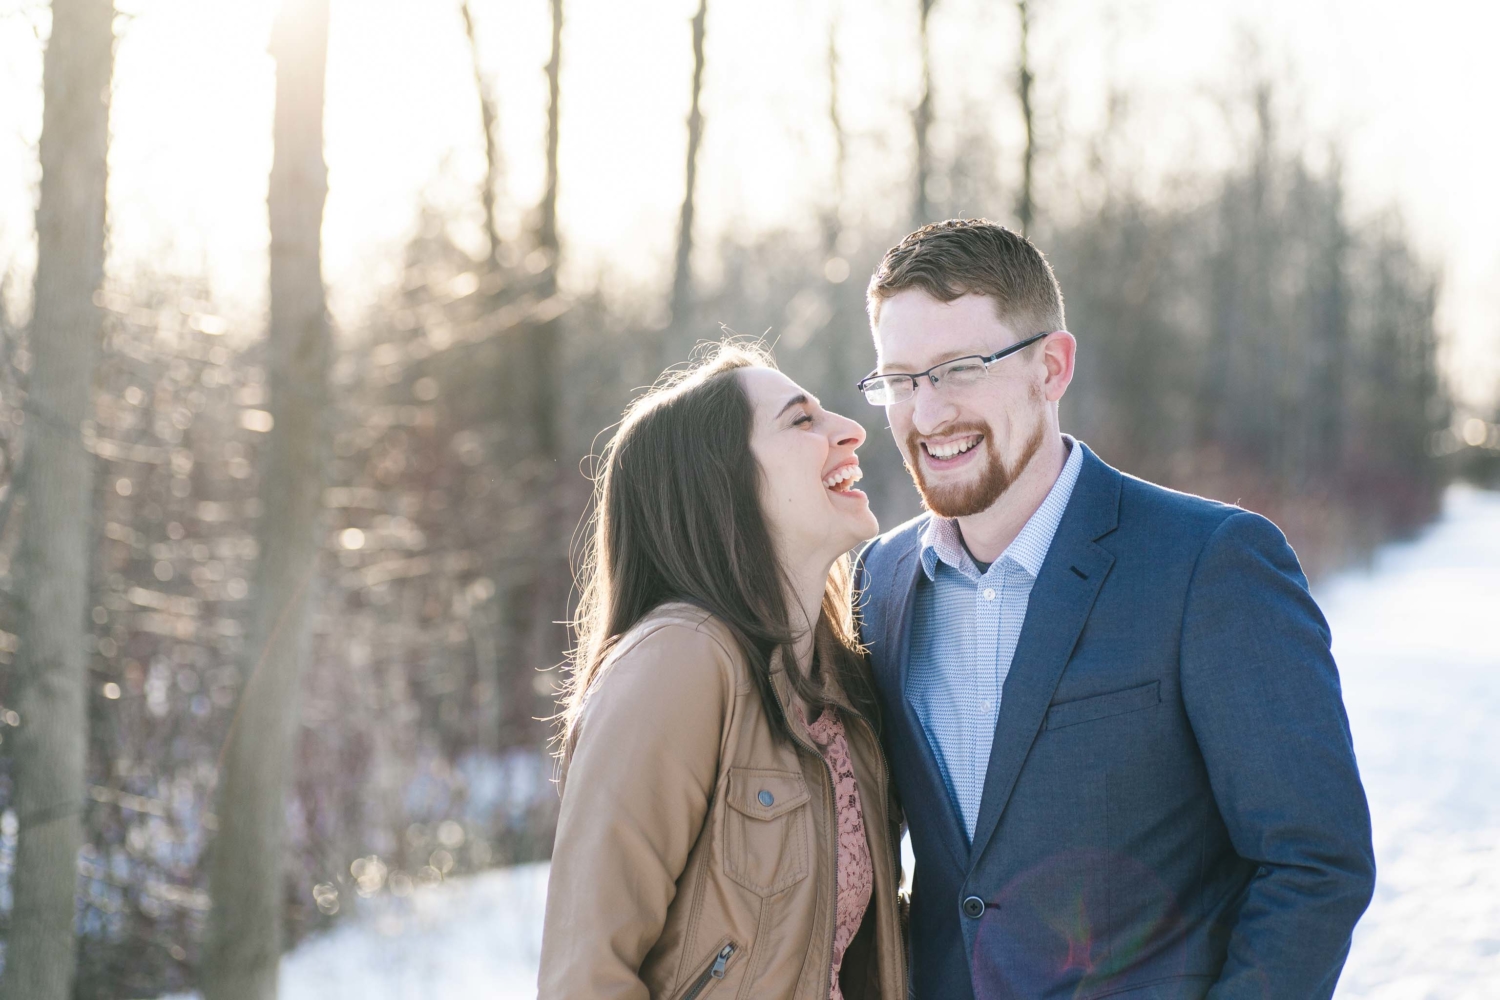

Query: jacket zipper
left=680, top=942, right=736, bottom=1000
left=786, top=723, right=839, bottom=1000
left=852, top=711, right=908, bottom=990
left=852, top=712, right=904, bottom=898
left=822, top=750, right=841, bottom=1000
left=785, top=687, right=904, bottom=997
left=792, top=708, right=909, bottom=1000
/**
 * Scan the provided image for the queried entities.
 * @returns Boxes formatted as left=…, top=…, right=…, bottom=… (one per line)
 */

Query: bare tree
left=912, top=0, right=935, bottom=228
left=461, top=1, right=504, bottom=264
left=823, top=9, right=846, bottom=258
left=496, top=0, right=566, bottom=751
left=1015, top=0, right=1036, bottom=234
left=537, top=0, right=563, bottom=278
left=670, top=0, right=707, bottom=328
left=1305, top=150, right=1348, bottom=479
left=0, top=2, right=114, bottom=999
left=202, top=0, right=332, bottom=996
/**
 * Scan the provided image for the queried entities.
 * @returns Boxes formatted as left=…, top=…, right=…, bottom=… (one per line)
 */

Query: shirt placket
left=967, top=563, right=1004, bottom=836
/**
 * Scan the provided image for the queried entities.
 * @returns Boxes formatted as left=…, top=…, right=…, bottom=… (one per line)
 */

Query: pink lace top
left=803, top=707, right=873, bottom=1000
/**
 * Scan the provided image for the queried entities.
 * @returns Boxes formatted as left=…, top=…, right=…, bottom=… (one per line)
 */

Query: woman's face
left=742, top=367, right=880, bottom=570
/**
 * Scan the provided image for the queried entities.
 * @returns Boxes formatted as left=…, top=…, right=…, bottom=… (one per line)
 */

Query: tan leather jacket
left=539, top=603, right=907, bottom=1000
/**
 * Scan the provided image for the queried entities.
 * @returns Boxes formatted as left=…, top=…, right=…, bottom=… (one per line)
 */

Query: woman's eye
left=792, top=413, right=813, bottom=427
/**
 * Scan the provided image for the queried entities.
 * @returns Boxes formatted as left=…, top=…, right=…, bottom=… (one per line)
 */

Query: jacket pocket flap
left=1046, top=680, right=1160, bottom=730
left=726, top=768, right=810, bottom=820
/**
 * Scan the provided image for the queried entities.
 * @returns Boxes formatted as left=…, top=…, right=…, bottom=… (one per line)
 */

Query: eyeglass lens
left=862, top=356, right=991, bottom=404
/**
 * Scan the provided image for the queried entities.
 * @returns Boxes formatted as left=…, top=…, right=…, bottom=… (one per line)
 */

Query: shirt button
left=981, top=699, right=993, bottom=712
left=982, top=588, right=996, bottom=601
left=757, top=790, right=774, bottom=807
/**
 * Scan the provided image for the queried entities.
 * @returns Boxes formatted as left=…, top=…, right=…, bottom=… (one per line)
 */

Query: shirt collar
left=919, top=435, right=1084, bottom=582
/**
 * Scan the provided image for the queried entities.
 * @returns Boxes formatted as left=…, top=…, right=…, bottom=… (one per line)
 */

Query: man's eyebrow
left=776, top=393, right=809, bottom=418
left=878, top=348, right=988, bottom=374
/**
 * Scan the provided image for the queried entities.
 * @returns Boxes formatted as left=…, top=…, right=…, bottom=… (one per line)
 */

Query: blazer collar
left=964, top=443, right=1122, bottom=867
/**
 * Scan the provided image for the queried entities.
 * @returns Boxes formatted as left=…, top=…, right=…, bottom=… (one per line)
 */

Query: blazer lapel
left=965, top=447, right=1122, bottom=868
left=880, top=542, right=970, bottom=869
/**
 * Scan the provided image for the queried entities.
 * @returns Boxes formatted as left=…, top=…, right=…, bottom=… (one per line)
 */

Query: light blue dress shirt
left=906, top=436, right=1083, bottom=840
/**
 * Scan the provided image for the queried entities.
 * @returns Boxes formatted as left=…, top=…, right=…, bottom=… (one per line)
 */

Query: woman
left=538, top=342, right=906, bottom=999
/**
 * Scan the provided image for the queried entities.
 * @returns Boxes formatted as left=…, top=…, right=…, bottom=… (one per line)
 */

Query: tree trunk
left=493, top=0, right=565, bottom=755
left=461, top=1, right=503, bottom=264
left=202, top=2, right=331, bottom=997
left=1015, top=0, right=1035, bottom=234
left=1311, top=162, right=1347, bottom=480
left=670, top=0, right=707, bottom=329
left=0, top=3, right=113, bottom=999
left=823, top=11, right=845, bottom=258
left=537, top=0, right=563, bottom=274
left=912, top=0, right=934, bottom=229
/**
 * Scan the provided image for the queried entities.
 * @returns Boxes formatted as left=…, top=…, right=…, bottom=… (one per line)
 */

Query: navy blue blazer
left=855, top=443, right=1374, bottom=1000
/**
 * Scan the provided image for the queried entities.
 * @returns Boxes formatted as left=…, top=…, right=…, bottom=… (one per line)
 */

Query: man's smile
left=920, top=433, right=984, bottom=468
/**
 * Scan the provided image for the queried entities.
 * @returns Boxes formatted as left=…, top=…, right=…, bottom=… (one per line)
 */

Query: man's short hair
left=866, top=219, right=1065, bottom=336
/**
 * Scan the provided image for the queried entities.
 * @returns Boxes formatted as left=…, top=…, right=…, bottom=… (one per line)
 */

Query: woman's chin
left=796, top=493, right=880, bottom=557
left=837, top=502, right=880, bottom=546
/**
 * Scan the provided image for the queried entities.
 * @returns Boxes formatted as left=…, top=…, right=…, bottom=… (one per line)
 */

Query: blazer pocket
left=722, top=768, right=811, bottom=896
left=1045, top=681, right=1161, bottom=731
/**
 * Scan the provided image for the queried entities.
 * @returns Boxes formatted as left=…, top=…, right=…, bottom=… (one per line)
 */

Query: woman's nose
left=831, top=413, right=866, bottom=448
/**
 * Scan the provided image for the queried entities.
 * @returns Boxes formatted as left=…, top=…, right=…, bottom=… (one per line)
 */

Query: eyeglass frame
left=856, top=329, right=1056, bottom=405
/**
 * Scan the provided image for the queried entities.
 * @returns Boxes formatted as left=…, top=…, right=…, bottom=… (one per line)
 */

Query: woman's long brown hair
left=559, top=341, right=877, bottom=755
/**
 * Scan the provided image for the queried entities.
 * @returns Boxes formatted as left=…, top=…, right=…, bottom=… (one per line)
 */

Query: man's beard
left=905, top=418, right=1047, bottom=518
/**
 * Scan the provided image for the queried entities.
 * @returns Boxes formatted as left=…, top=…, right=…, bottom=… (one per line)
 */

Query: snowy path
left=1323, top=486, right=1500, bottom=999
left=249, top=864, right=548, bottom=1000
left=165, top=487, right=1500, bottom=998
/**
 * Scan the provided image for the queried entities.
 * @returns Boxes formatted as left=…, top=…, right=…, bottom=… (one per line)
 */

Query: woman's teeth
left=925, top=436, right=981, bottom=460
left=823, top=465, right=863, bottom=491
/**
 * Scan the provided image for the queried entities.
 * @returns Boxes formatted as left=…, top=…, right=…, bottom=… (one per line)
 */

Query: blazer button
left=758, top=790, right=774, bottom=807
left=961, top=896, right=986, bottom=919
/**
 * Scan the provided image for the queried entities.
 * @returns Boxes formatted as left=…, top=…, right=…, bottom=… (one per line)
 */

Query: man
left=854, top=219, right=1374, bottom=999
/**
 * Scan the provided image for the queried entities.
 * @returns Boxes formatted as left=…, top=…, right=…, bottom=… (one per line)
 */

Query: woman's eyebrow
left=776, top=393, right=809, bottom=419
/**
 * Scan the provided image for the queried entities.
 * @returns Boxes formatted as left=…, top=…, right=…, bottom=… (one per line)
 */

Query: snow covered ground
left=163, top=863, right=551, bottom=1000
left=1322, top=485, right=1500, bottom=999
left=165, top=486, right=1500, bottom=999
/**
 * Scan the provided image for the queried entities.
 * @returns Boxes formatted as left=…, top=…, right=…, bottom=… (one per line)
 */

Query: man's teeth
left=926, top=436, right=981, bottom=460
left=823, top=465, right=863, bottom=490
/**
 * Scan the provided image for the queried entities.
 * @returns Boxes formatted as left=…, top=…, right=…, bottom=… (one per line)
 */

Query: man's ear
left=1042, top=331, right=1077, bottom=403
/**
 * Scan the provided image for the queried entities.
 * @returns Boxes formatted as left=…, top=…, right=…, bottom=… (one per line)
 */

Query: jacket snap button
left=962, top=896, right=986, bottom=919
left=757, top=790, right=774, bottom=807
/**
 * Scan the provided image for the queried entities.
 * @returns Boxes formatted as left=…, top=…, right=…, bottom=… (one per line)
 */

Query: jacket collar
left=964, top=443, right=1121, bottom=869
left=768, top=645, right=838, bottom=746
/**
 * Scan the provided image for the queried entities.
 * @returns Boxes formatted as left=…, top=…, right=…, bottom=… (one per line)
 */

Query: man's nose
left=909, top=379, right=957, bottom=434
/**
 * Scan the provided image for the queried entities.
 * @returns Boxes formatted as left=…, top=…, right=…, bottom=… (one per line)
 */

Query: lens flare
left=970, top=849, right=1187, bottom=999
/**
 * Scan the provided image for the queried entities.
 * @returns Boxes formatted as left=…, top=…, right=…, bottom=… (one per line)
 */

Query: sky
left=1, top=0, right=1496, bottom=408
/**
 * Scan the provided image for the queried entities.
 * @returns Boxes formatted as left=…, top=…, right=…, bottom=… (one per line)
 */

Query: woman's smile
left=822, top=459, right=865, bottom=497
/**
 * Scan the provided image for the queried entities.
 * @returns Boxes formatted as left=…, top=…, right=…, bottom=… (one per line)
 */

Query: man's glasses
left=856, top=330, right=1054, bottom=406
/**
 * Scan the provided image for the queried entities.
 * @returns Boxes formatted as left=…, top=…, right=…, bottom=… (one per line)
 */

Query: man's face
left=871, top=289, right=1057, bottom=518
